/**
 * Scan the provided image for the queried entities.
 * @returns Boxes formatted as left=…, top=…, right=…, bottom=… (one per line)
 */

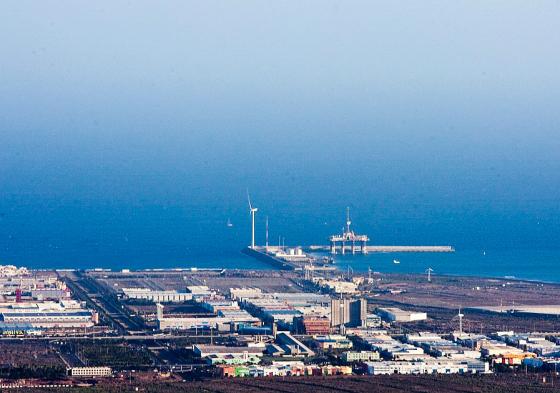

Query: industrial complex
left=1, top=260, right=560, bottom=392
left=0, top=267, right=99, bottom=337
left=0, top=205, right=557, bottom=390
left=0, top=200, right=558, bottom=393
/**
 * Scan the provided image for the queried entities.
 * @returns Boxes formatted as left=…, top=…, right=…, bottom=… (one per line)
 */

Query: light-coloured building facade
left=341, top=351, right=380, bottom=362
left=376, top=307, right=427, bottom=322
left=69, top=367, right=112, bottom=377
left=122, top=288, right=193, bottom=303
left=366, top=360, right=489, bottom=375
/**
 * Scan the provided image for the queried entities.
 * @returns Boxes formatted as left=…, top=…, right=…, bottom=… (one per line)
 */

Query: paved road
left=60, top=271, right=145, bottom=335
left=0, top=333, right=236, bottom=341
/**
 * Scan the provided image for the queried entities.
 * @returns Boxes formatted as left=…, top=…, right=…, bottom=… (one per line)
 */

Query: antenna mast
left=265, top=216, right=269, bottom=250
left=458, top=308, right=465, bottom=334
left=346, top=207, right=351, bottom=233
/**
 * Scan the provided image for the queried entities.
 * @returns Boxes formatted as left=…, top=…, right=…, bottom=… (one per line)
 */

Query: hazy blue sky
left=1, top=1, right=559, bottom=266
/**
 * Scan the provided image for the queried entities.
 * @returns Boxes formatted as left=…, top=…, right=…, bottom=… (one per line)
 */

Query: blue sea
left=2, top=0, right=560, bottom=285
left=1, top=126, right=560, bottom=281
left=318, top=249, right=560, bottom=283
left=0, top=198, right=559, bottom=283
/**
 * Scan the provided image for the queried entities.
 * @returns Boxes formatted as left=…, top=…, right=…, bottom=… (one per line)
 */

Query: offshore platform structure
left=329, top=208, right=369, bottom=255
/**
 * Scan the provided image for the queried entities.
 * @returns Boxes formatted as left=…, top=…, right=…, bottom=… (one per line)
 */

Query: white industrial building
left=366, top=359, right=490, bottom=375
left=357, top=333, right=427, bottom=361
left=313, top=278, right=358, bottom=294
left=193, top=344, right=264, bottom=365
left=376, top=307, right=427, bottom=322
left=229, top=287, right=263, bottom=301
left=497, top=332, right=560, bottom=357
left=186, top=285, right=216, bottom=297
left=0, top=301, right=96, bottom=328
left=269, top=293, right=331, bottom=307
left=341, top=351, right=380, bottom=362
left=69, top=367, right=112, bottom=377
left=406, top=332, right=481, bottom=359
left=122, top=288, right=193, bottom=303
left=156, top=303, right=260, bottom=331
left=313, top=335, right=353, bottom=350
left=0, top=268, right=65, bottom=298
left=201, top=300, right=240, bottom=313
left=0, top=265, right=30, bottom=277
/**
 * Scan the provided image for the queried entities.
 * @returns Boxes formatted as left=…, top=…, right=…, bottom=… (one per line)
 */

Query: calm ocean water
left=316, top=249, right=560, bottom=283
left=2, top=0, right=560, bottom=285
left=2, top=242, right=559, bottom=284
left=0, top=199, right=559, bottom=282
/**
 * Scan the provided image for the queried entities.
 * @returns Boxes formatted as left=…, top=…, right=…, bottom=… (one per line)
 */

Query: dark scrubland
left=15, top=374, right=560, bottom=393
left=368, top=273, right=560, bottom=333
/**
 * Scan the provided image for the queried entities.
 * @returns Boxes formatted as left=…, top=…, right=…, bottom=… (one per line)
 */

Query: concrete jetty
left=307, top=245, right=454, bottom=253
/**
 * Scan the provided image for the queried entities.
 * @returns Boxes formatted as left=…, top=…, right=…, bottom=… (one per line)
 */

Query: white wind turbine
left=426, top=267, right=434, bottom=282
left=247, top=190, right=258, bottom=249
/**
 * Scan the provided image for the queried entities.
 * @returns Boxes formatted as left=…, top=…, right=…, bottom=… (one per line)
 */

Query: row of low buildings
left=133, top=283, right=397, bottom=337
left=194, top=327, right=496, bottom=377
left=452, top=332, right=560, bottom=367
left=405, top=332, right=481, bottom=359
left=313, top=334, right=353, bottom=350
left=121, top=285, right=217, bottom=303
left=237, top=291, right=332, bottom=332
left=0, top=300, right=98, bottom=330
left=156, top=303, right=260, bottom=332
left=362, top=329, right=560, bottom=372
left=119, top=280, right=560, bottom=378
left=154, top=285, right=430, bottom=353
left=217, top=362, right=352, bottom=378
left=193, top=343, right=266, bottom=365
left=241, top=298, right=302, bottom=328
left=0, top=267, right=69, bottom=301
left=0, top=265, right=30, bottom=277
left=350, top=331, right=492, bottom=375
left=153, top=285, right=336, bottom=333
left=0, top=267, right=98, bottom=336
left=192, top=331, right=316, bottom=365
left=121, top=288, right=193, bottom=303
left=360, top=330, right=560, bottom=373
left=365, top=359, right=489, bottom=375
left=357, top=332, right=427, bottom=361
left=312, top=278, right=359, bottom=294
left=115, top=277, right=560, bottom=379
left=234, top=289, right=369, bottom=333
left=495, top=332, right=560, bottom=357
left=341, top=350, right=380, bottom=362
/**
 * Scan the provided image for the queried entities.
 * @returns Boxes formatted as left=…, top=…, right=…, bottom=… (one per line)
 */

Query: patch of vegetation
left=0, top=365, right=66, bottom=380
left=69, top=342, right=154, bottom=369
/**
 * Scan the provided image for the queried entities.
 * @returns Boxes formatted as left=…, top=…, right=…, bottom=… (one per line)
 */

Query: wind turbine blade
left=247, top=189, right=253, bottom=210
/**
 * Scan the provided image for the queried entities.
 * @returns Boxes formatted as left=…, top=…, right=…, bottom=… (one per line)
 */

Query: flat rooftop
left=469, top=305, right=560, bottom=315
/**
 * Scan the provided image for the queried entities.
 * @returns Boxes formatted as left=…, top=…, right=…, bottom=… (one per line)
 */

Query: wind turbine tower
left=247, top=191, right=258, bottom=249
left=426, top=267, right=434, bottom=282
